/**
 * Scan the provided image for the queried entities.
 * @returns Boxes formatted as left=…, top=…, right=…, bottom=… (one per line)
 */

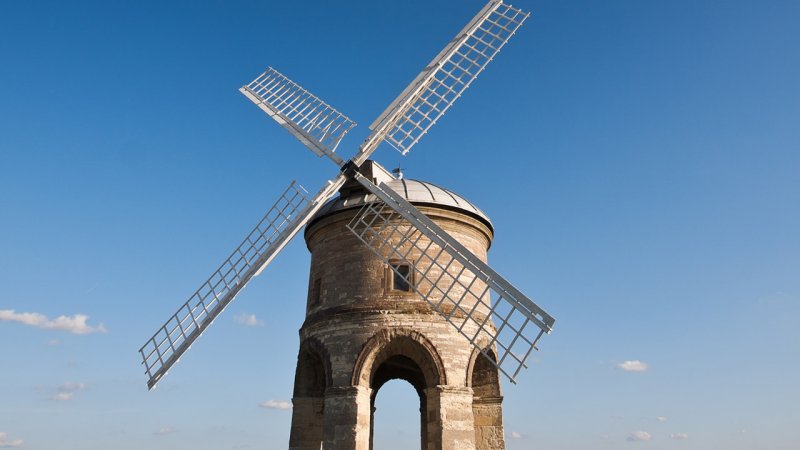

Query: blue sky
left=1, top=0, right=798, bottom=449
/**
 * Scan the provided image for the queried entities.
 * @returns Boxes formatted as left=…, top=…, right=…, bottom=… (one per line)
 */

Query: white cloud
left=234, top=313, right=263, bottom=327
left=0, top=432, right=23, bottom=448
left=617, top=360, right=649, bottom=372
left=627, top=431, right=652, bottom=442
left=50, top=382, right=88, bottom=401
left=259, top=399, right=291, bottom=410
left=670, top=433, right=688, bottom=440
left=509, top=431, right=522, bottom=439
left=657, top=416, right=668, bottom=422
left=59, top=382, right=87, bottom=391
left=47, top=339, right=61, bottom=346
left=0, top=310, right=106, bottom=335
left=154, top=427, right=176, bottom=436
left=51, top=392, right=74, bottom=401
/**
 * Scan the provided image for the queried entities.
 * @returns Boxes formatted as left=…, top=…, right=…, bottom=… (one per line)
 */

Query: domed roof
left=308, top=161, right=493, bottom=233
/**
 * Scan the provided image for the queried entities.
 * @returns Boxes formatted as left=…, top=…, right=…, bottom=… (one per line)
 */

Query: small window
left=391, top=263, right=412, bottom=292
left=309, top=278, right=321, bottom=306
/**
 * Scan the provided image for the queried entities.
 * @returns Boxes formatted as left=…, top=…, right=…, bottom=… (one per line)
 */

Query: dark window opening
left=309, top=278, right=321, bottom=306
left=391, top=263, right=412, bottom=292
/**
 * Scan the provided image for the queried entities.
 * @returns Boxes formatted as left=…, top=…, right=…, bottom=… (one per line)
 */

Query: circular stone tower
left=289, top=161, right=504, bottom=450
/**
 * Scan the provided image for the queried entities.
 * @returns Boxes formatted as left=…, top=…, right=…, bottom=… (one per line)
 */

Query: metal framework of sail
left=139, top=182, right=310, bottom=389
left=346, top=174, right=554, bottom=382
left=241, top=67, right=356, bottom=162
left=366, top=0, right=529, bottom=156
left=140, top=0, right=554, bottom=390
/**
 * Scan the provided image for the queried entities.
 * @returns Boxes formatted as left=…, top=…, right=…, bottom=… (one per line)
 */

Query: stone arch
left=467, top=347, right=505, bottom=450
left=352, top=328, right=447, bottom=450
left=293, top=337, right=332, bottom=397
left=289, top=337, right=331, bottom=450
left=352, top=327, right=447, bottom=389
left=465, top=347, right=500, bottom=393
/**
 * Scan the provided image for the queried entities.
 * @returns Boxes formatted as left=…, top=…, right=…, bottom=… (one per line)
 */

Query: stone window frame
left=386, top=259, right=415, bottom=294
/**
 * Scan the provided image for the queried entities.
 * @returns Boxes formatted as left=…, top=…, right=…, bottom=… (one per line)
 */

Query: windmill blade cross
left=346, top=172, right=555, bottom=382
left=141, top=0, right=547, bottom=390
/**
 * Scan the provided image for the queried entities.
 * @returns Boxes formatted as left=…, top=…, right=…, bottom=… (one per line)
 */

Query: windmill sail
left=141, top=0, right=551, bottom=390
left=241, top=67, right=356, bottom=165
left=363, top=0, right=529, bottom=156
left=139, top=178, right=346, bottom=389
left=346, top=173, right=554, bottom=382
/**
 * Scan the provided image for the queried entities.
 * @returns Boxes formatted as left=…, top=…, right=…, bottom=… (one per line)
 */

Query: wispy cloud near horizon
left=617, top=360, right=649, bottom=372
left=50, top=382, right=89, bottom=402
left=0, top=310, right=106, bottom=335
left=627, top=431, right=652, bottom=442
left=0, top=432, right=23, bottom=448
left=259, top=399, right=291, bottom=410
left=154, top=426, right=176, bottom=436
left=234, top=313, right=264, bottom=327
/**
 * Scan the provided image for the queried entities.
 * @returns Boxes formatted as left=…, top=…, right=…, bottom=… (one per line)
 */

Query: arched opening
left=371, top=375, right=423, bottom=450
left=469, top=350, right=504, bottom=450
left=471, top=351, right=501, bottom=398
left=294, top=347, right=326, bottom=397
left=289, top=340, right=329, bottom=450
left=369, top=355, right=428, bottom=450
left=353, top=329, right=446, bottom=450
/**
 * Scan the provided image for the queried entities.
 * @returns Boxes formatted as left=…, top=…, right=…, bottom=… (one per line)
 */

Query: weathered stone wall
left=288, top=199, right=504, bottom=450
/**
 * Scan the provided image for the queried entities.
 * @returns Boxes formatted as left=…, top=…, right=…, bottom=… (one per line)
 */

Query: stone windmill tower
left=139, top=2, right=555, bottom=450
left=291, top=161, right=502, bottom=449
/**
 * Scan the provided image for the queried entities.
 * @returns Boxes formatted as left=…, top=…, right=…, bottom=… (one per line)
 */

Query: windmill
left=139, top=0, right=555, bottom=394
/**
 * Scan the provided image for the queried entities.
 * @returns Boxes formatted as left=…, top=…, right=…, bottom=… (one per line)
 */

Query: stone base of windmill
left=288, top=162, right=506, bottom=450
left=289, top=316, right=505, bottom=450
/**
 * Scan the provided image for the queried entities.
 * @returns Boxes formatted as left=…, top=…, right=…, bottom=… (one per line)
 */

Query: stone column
left=472, top=396, right=504, bottom=450
left=425, top=386, right=476, bottom=450
left=289, top=397, right=325, bottom=450
left=322, top=386, right=372, bottom=450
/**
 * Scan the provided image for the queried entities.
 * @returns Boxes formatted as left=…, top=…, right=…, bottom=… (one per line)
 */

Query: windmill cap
left=308, top=160, right=494, bottom=236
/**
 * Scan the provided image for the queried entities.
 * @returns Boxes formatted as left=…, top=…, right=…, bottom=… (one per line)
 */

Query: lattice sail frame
left=365, top=0, right=529, bottom=156
left=140, top=0, right=554, bottom=390
left=346, top=176, right=555, bottom=382
left=241, top=67, right=356, bottom=162
left=139, top=181, right=311, bottom=389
